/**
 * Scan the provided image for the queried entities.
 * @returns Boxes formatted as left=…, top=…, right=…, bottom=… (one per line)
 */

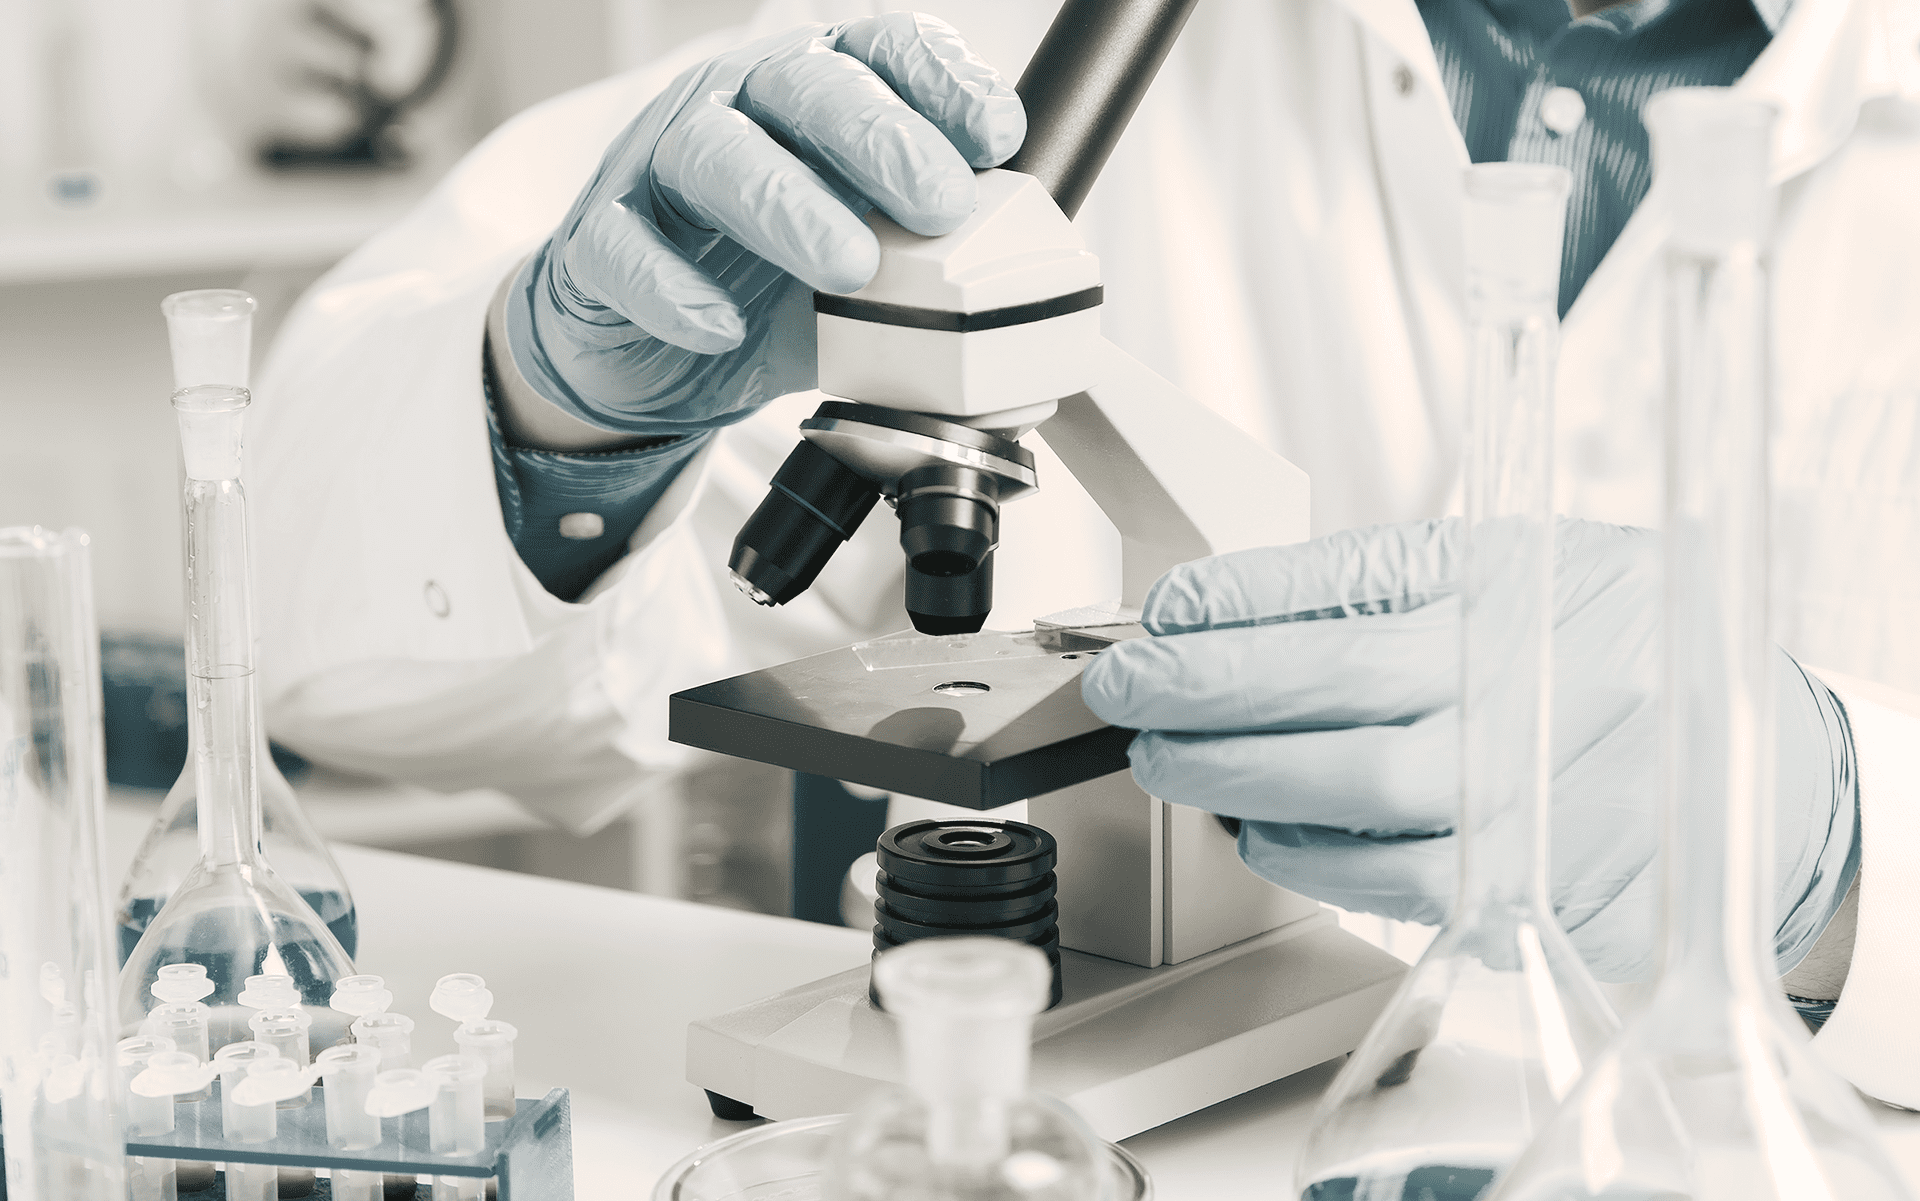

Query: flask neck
left=899, top=1008, right=1031, bottom=1167
left=1455, top=307, right=1557, bottom=917
left=183, top=477, right=263, bottom=869
left=1661, top=244, right=1776, bottom=996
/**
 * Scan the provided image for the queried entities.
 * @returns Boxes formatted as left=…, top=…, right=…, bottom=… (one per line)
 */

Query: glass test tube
left=454, top=1020, right=518, bottom=1120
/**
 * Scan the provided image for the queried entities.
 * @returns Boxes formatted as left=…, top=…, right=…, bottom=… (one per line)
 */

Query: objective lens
left=729, top=440, right=880, bottom=607
left=897, top=464, right=1000, bottom=635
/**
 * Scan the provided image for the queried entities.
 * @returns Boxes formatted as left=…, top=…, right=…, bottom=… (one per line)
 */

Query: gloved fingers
left=833, top=12, right=1026, bottom=169
left=1129, top=710, right=1458, bottom=833
left=561, top=200, right=746, bottom=354
left=653, top=92, right=880, bottom=295
left=738, top=37, right=977, bottom=237
left=1240, top=820, right=1455, bottom=926
left=1083, top=595, right=1459, bottom=732
left=1141, top=520, right=1463, bottom=636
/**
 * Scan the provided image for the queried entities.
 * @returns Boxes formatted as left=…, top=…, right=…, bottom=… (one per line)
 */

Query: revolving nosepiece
left=729, top=440, right=882, bottom=608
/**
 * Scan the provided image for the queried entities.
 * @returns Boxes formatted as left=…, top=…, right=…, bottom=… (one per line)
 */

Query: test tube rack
left=125, top=1084, right=573, bottom=1200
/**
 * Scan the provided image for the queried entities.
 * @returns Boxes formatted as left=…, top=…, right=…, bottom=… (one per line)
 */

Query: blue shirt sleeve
left=482, top=368, right=711, bottom=602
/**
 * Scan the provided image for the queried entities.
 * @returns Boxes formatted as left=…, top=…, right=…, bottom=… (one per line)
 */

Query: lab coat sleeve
left=1805, top=668, right=1920, bottom=1109
left=248, top=36, right=753, bottom=836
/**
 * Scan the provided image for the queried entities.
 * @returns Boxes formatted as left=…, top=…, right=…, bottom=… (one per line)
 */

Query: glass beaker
left=0, top=527, right=128, bottom=1200
left=822, top=938, right=1114, bottom=1201
left=1486, top=89, right=1912, bottom=1201
left=1294, top=164, right=1619, bottom=1201
left=119, top=289, right=358, bottom=963
left=116, top=385, right=355, bottom=1054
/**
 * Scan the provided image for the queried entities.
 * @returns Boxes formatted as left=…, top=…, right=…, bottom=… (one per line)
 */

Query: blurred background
left=0, top=0, right=797, bottom=916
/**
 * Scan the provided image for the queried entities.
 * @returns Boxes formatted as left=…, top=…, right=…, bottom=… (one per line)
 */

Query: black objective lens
left=897, top=463, right=999, bottom=635
left=729, top=440, right=880, bottom=607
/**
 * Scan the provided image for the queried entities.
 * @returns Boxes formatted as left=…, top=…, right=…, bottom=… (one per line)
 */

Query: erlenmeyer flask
left=1294, top=164, right=1619, bottom=1201
left=822, top=939, right=1113, bottom=1201
left=118, top=288, right=358, bottom=963
left=1486, top=89, right=1912, bottom=1201
left=116, top=384, right=355, bottom=1054
left=1, top=527, right=128, bottom=1200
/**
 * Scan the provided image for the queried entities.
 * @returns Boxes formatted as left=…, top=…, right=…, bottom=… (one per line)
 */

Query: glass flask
left=116, top=384, right=356, bottom=1055
left=1486, top=89, right=1913, bottom=1201
left=1294, top=164, right=1619, bottom=1201
left=119, top=288, right=358, bottom=962
left=823, top=938, right=1117, bottom=1201
left=0, top=527, right=128, bottom=1200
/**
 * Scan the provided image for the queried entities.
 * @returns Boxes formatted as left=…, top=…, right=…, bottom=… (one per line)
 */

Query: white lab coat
left=252, top=0, right=1920, bottom=1102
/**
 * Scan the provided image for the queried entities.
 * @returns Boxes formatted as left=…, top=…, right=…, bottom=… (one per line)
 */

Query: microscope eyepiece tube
left=729, top=440, right=882, bottom=607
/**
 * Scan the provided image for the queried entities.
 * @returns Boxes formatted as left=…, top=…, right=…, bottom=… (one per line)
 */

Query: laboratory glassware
left=116, top=384, right=356, bottom=1053
left=1294, top=164, right=1619, bottom=1201
left=119, top=289, right=359, bottom=964
left=1486, top=88, right=1912, bottom=1201
left=0, top=527, right=127, bottom=1201
left=822, top=938, right=1115, bottom=1201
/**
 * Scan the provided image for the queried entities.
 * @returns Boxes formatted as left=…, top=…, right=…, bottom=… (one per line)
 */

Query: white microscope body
left=684, top=168, right=1407, bottom=1141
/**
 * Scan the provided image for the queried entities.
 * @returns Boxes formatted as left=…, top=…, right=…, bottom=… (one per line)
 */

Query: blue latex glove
left=504, top=13, right=1025, bottom=438
left=1081, top=519, right=1860, bottom=983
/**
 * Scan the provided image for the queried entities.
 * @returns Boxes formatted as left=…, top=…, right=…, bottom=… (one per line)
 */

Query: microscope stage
left=668, top=627, right=1141, bottom=809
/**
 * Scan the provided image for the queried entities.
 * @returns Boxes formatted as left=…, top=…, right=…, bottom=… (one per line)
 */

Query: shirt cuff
left=483, top=368, right=710, bottom=601
left=1805, top=667, right=1920, bottom=1108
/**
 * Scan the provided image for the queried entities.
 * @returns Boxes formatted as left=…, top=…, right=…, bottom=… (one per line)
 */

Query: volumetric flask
left=1295, top=164, right=1618, bottom=1201
left=120, top=289, right=358, bottom=964
left=1, top=527, right=128, bottom=1200
left=1487, top=89, right=1911, bottom=1201
left=117, top=385, right=354, bottom=1054
left=822, top=938, right=1117, bottom=1201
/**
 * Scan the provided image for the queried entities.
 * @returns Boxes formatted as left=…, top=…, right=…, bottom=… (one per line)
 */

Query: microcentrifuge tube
left=117, top=1036, right=179, bottom=1201
left=823, top=939, right=1109, bottom=1201
left=329, top=975, right=393, bottom=1018
left=238, top=973, right=300, bottom=1012
left=1486, top=90, right=1915, bottom=1201
left=1294, top=163, right=1618, bottom=1201
left=140, top=1002, right=212, bottom=1101
left=423, top=1055, right=490, bottom=1201
left=126, top=1050, right=220, bottom=1194
left=315, top=1044, right=384, bottom=1149
left=224, top=1058, right=297, bottom=1201
left=150, top=963, right=215, bottom=1005
left=248, top=1007, right=314, bottom=1106
left=454, top=1020, right=518, bottom=1120
left=429, top=974, right=494, bottom=1023
left=213, top=1041, right=278, bottom=1139
left=352, top=1012, right=416, bottom=1068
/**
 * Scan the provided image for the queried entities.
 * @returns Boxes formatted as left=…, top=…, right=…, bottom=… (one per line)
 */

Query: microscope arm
left=1040, top=338, right=1311, bottom=608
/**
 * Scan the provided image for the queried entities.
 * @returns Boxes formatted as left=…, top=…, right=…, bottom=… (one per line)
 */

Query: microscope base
left=687, top=911, right=1405, bottom=1142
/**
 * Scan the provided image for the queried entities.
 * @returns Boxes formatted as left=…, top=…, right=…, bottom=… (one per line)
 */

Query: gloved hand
left=503, top=13, right=1025, bottom=438
left=1081, top=519, right=1860, bottom=983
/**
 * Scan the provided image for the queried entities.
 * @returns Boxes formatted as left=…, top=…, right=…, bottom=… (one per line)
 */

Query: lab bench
left=101, top=835, right=1920, bottom=1198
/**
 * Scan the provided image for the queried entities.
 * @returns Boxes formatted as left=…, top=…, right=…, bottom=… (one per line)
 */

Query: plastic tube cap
left=1462, top=163, right=1572, bottom=321
left=162, top=289, right=256, bottom=390
left=364, top=1069, right=437, bottom=1117
left=117, top=1035, right=177, bottom=1066
left=429, top=974, right=493, bottom=1023
left=151, top=964, right=216, bottom=1004
left=238, top=974, right=300, bottom=1010
left=173, top=385, right=250, bottom=481
left=231, top=1057, right=314, bottom=1107
left=250, top=1007, right=314, bottom=1035
left=131, top=1051, right=218, bottom=1098
left=330, top=975, right=394, bottom=1017
left=1645, top=87, right=1778, bottom=255
left=316, top=1044, right=383, bottom=1075
left=872, top=937, right=1051, bottom=1019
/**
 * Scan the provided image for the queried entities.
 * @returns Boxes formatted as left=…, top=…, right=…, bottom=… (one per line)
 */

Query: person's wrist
left=486, top=256, right=656, bottom=452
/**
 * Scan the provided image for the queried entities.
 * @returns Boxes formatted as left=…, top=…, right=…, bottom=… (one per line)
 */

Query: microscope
left=672, top=0, right=1407, bottom=1140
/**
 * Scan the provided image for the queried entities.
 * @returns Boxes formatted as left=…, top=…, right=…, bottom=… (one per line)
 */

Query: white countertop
left=299, top=844, right=1920, bottom=1200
